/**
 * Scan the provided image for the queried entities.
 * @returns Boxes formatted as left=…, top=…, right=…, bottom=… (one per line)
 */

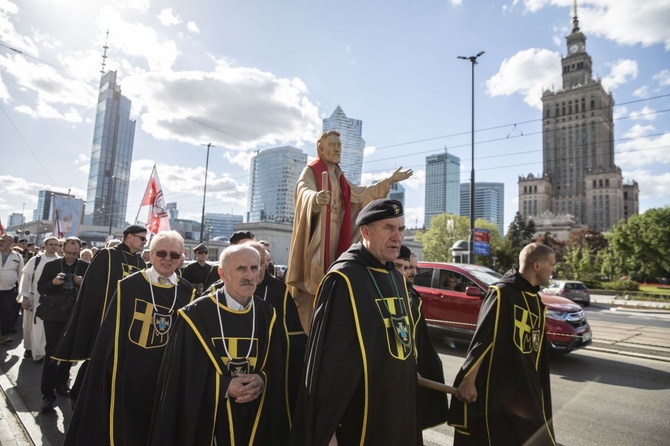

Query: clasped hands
left=227, top=373, right=264, bottom=403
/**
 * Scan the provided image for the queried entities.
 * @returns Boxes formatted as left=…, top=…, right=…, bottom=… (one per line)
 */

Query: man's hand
left=456, top=378, right=477, bottom=403
left=389, top=167, right=413, bottom=183
left=315, top=190, right=331, bottom=208
left=227, top=374, right=264, bottom=403
left=73, top=275, right=83, bottom=286
left=20, top=296, right=31, bottom=311
left=52, top=274, right=66, bottom=285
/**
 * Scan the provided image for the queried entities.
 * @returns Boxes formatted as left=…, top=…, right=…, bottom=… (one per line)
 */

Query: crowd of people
left=0, top=132, right=557, bottom=445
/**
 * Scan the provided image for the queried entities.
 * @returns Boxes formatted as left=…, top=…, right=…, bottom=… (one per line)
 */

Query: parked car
left=414, top=262, right=592, bottom=354
left=542, top=280, right=591, bottom=306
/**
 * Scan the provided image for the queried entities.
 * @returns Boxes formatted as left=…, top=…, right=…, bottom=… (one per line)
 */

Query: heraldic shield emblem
left=376, top=296, right=413, bottom=360
left=153, top=312, right=172, bottom=336
left=514, top=305, right=539, bottom=354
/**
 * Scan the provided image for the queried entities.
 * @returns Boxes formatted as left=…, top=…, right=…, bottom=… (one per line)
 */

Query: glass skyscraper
left=460, top=182, right=505, bottom=235
left=84, top=70, right=136, bottom=228
left=247, top=146, right=307, bottom=224
left=424, top=151, right=461, bottom=228
left=322, top=106, right=365, bottom=185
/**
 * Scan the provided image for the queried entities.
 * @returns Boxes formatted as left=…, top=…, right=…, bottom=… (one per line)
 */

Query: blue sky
left=1, top=0, right=669, bottom=232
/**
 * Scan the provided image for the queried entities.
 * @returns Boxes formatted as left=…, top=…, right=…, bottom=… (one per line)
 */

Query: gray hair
left=149, top=230, right=185, bottom=253
left=219, top=244, right=260, bottom=271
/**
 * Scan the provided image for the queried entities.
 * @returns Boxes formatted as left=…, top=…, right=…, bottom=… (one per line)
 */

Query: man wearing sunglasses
left=54, top=224, right=147, bottom=407
left=64, top=230, right=195, bottom=446
left=182, top=243, right=219, bottom=295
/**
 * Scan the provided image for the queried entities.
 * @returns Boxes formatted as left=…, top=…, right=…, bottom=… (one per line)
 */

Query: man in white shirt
left=19, top=236, right=60, bottom=360
left=0, top=234, right=24, bottom=344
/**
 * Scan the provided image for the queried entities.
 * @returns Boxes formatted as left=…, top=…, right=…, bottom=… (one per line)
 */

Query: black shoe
left=41, top=396, right=56, bottom=412
left=56, top=385, right=70, bottom=396
left=23, top=350, right=32, bottom=359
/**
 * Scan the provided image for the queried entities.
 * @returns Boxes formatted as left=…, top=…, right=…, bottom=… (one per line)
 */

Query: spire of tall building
left=84, top=42, right=136, bottom=228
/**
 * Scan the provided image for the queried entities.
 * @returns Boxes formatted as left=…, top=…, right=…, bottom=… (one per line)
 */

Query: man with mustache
left=148, top=244, right=288, bottom=446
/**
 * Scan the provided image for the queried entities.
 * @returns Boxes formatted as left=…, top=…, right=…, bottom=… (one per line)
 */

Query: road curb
left=586, top=345, right=670, bottom=363
left=0, top=371, right=51, bottom=446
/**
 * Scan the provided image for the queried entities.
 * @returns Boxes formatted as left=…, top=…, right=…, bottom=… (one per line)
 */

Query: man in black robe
left=247, top=241, right=307, bottom=424
left=290, top=199, right=421, bottom=446
left=395, top=246, right=449, bottom=430
left=448, top=243, right=556, bottom=446
left=181, top=243, right=219, bottom=294
left=148, top=244, right=288, bottom=446
left=53, top=224, right=148, bottom=404
left=63, top=230, right=194, bottom=446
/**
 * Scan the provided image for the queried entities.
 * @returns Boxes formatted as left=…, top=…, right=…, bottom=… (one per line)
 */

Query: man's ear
left=360, top=225, right=369, bottom=241
left=218, top=267, right=225, bottom=281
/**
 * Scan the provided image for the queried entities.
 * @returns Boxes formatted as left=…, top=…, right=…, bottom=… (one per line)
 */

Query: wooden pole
left=417, top=374, right=457, bottom=395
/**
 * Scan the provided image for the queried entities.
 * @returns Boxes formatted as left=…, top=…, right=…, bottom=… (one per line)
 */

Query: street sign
left=473, top=228, right=490, bottom=256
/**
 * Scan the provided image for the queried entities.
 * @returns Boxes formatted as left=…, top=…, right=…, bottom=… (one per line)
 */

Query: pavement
left=0, top=295, right=667, bottom=445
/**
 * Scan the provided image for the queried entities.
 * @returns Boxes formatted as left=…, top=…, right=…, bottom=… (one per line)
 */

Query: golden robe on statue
left=286, top=159, right=394, bottom=331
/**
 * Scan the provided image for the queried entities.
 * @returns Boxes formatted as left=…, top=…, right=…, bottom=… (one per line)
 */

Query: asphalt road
left=1, top=304, right=669, bottom=445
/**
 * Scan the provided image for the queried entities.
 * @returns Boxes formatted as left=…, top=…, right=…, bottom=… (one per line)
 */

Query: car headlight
left=546, top=310, right=570, bottom=321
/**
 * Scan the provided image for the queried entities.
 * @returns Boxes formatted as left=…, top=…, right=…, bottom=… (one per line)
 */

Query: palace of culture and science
left=518, top=6, right=639, bottom=233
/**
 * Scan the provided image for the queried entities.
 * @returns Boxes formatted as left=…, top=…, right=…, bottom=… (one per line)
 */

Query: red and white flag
left=139, top=165, right=171, bottom=235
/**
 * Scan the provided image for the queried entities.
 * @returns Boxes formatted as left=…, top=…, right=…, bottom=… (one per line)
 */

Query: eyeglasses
left=153, top=250, right=181, bottom=260
left=132, top=234, right=147, bottom=242
left=196, top=251, right=208, bottom=255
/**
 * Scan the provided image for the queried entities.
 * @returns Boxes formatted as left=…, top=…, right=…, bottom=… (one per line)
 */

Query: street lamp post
left=458, top=51, right=484, bottom=264
left=200, top=143, right=214, bottom=243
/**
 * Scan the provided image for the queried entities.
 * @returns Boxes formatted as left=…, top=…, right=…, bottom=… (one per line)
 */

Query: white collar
left=222, top=286, right=252, bottom=311
left=146, top=267, right=178, bottom=285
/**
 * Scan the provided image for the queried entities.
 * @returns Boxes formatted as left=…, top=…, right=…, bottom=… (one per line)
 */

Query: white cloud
left=653, top=69, right=670, bottom=87
left=224, top=150, right=255, bottom=170
left=485, top=48, right=561, bottom=109
left=601, top=59, right=638, bottom=91
left=0, top=72, right=9, bottom=101
left=15, top=100, right=84, bottom=123
left=157, top=8, right=181, bottom=26
left=616, top=129, right=670, bottom=169
left=629, top=106, right=657, bottom=121
left=186, top=21, right=200, bottom=34
left=363, top=145, right=377, bottom=157
left=622, top=169, right=670, bottom=200
left=632, top=85, right=650, bottom=98
left=122, top=61, right=322, bottom=150
left=0, top=175, right=86, bottom=211
left=613, top=105, right=628, bottom=121
left=75, top=154, right=89, bottom=175
left=404, top=206, right=424, bottom=229
left=0, top=1, right=39, bottom=56
left=520, top=0, right=670, bottom=50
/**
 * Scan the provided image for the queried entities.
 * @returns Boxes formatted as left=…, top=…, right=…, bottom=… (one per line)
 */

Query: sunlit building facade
left=424, top=150, right=461, bottom=228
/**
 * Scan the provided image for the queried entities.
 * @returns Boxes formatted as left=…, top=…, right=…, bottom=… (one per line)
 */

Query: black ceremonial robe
left=256, top=270, right=307, bottom=424
left=148, top=289, right=289, bottom=446
left=448, top=269, right=555, bottom=446
left=63, top=271, right=194, bottom=446
left=290, top=243, right=421, bottom=446
left=54, top=243, right=146, bottom=361
left=181, top=261, right=219, bottom=291
left=407, top=282, right=449, bottom=429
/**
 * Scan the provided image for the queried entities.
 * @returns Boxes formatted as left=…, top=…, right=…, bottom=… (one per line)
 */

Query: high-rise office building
left=247, top=146, right=307, bottom=224
left=84, top=67, right=136, bottom=228
left=518, top=7, right=637, bottom=231
left=388, top=182, right=406, bottom=209
left=8, top=213, right=24, bottom=228
left=322, top=106, right=365, bottom=185
left=33, top=190, right=70, bottom=221
left=460, top=182, right=505, bottom=235
left=424, top=150, right=461, bottom=228
left=204, top=213, right=244, bottom=241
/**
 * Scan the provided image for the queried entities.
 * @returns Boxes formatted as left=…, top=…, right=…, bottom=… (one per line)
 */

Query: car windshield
left=467, top=268, right=503, bottom=287
left=565, top=282, right=587, bottom=290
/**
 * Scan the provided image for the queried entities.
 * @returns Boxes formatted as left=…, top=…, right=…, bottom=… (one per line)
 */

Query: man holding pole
left=286, top=131, right=412, bottom=331
left=290, top=199, right=423, bottom=446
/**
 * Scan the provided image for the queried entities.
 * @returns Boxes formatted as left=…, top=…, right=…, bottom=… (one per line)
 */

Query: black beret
left=123, top=224, right=148, bottom=235
left=398, top=245, right=411, bottom=261
left=229, top=231, right=255, bottom=245
left=356, top=199, right=404, bottom=227
left=193, top=243, right=208, bottom=253
left=18, top=238, right=28, bottom=243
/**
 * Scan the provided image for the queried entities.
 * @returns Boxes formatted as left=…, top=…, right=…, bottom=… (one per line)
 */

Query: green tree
left=607, top=207, right=670, bottom=281
left=420, top=214, right=471, bottom=262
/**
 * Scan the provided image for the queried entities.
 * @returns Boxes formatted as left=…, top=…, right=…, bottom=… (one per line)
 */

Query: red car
left=415, top=262, right=592, bottom=353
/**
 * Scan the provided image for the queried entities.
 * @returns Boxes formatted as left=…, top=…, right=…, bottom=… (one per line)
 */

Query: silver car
left=543, top=280, right=591, bottom=306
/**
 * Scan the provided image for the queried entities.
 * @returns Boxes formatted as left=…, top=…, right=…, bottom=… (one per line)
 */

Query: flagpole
left=135, top=164, right=157, bottom=224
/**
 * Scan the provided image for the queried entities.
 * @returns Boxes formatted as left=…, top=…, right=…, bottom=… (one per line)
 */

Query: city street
left=0, top=304, right=669, bottom=445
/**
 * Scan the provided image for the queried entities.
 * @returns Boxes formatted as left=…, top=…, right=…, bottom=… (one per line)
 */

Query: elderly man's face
left=219, top=249, right=260, bottom=302
left=150, top=238, right=183, bottom=278
left=361, top=216, right=405, bottom=264
left=318, top=134, right=342, bottom=166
